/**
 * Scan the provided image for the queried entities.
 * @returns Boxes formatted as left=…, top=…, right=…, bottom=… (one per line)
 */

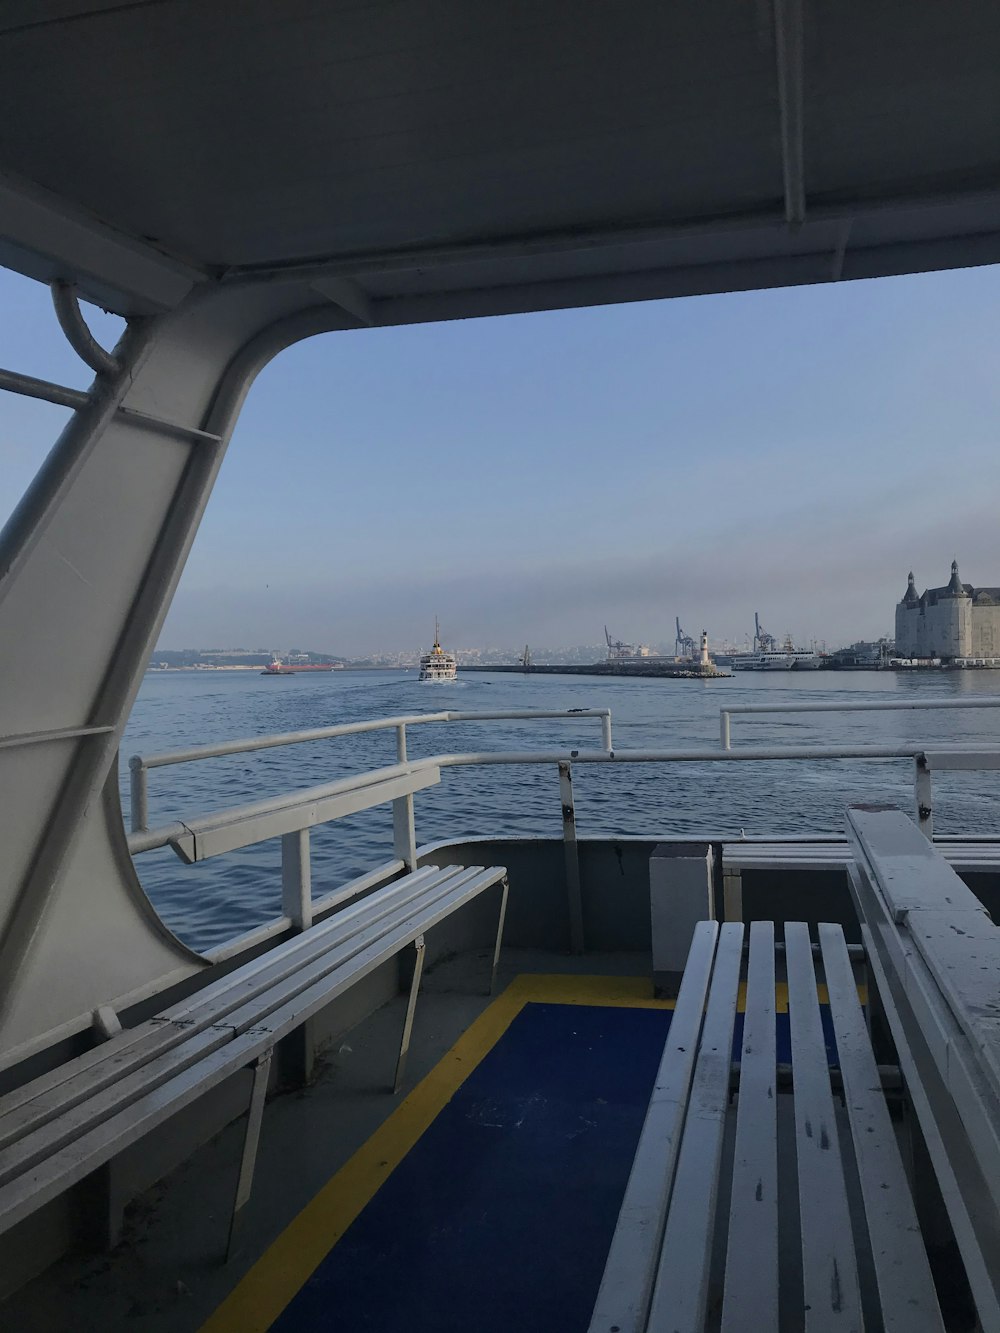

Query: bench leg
left=393, top=934, right=426, bottom=1094
left=490, top=876, right=510, bottom=995
left=722, top=869, right=742, bottom=922
left=226, top=1048, right=272, bottom=1262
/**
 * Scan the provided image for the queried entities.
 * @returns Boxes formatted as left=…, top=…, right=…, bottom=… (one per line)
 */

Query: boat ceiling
left=1, top=1, right=1000, bottom=318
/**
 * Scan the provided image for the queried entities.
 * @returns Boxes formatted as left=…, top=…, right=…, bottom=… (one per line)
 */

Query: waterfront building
left=895, top=562, right=1000, bottom=660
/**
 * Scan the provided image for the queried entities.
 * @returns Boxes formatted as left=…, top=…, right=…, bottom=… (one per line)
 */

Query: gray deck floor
left=2, top=948, right=649, bottom=1333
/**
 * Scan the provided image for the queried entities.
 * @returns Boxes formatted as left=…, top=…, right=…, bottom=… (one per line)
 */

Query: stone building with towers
left=895, top=561, right=1000, bottom=660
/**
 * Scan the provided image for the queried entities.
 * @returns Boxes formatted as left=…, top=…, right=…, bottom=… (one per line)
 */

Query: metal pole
left=392, top=724, right=417, bottom=871
left=601, top=712, right=613, bottom=750
left=128, top=755, right=149, bottom=833
left=0, top=366, right=91, bottom=411
left=559, top=762, right=584, bottom=954
left=720, top=711, right=731, bottom=750
left=281, top=829, right=312, bottom=930
left=914, top=756, right=933, bottom=840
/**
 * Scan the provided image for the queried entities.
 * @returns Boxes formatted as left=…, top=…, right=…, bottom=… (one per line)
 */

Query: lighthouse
left=700, top=630, right=711, bottom=669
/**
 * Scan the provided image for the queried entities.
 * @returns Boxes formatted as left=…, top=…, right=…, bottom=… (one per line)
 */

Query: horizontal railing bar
left=131, top=744, right=1000, bottom=857
left=724, top=697, right=1000, bottom=717
left=0, top=366, right=90, bottom=411
left=434, top=745, right=927, bottom=765
left=133, top=708, right=611, bottom=770
left=921, top=749, right=1000, bottom=771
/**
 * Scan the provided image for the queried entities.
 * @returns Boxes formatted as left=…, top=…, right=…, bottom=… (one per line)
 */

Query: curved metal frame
left=0, top=280, right=360, bottom=1057
left=49, top=281, right=121, bottom=378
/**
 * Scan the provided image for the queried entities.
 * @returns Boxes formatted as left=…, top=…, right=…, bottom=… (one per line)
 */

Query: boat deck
left=3, top=937, right=874, bottom=1333
left=3, top=949, right=658, bottom=1333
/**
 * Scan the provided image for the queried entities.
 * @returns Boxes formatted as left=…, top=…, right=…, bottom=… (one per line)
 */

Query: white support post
left=601, top=713, right=613, bottom=751
left=720, top=711, right=731, bottom=750
left=281, top=828, right=312, bottom=931
left=392, top=724, right=417, bottom=871
left=129, top=756, right=149, bottom=833
left=914, top=755, right=933, bottom=840
left=559, top=762, right=584, bottom=954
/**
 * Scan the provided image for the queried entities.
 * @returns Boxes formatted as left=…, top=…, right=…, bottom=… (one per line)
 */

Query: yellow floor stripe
left=201, top=975, right=670, bottom=1333
left=200, top=970, right=862, bottom=1331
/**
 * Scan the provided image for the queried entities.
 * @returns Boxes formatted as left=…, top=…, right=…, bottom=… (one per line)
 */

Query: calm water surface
left=120, top=668, right=1000, bottom=950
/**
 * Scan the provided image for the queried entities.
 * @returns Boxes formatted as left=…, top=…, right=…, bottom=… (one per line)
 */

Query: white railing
left=128, top=707, right=613, bottom=833
left=719, top=696, right=1000, bottom=749
left=127, top=721, right=1000, bottom=957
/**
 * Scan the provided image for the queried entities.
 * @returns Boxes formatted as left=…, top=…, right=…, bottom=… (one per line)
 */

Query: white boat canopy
left=1, top=1, right=999, bottom=1059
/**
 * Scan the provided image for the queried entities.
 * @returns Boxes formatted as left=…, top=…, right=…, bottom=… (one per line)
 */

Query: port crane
left=753, top=611, right=777, bottom=653
left=604, top=625, right=633, bottom=661
left=674, top=617, right=696, bottom=659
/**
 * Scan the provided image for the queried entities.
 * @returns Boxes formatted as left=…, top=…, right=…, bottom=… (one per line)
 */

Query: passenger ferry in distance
left=418, top=620, right=458, bottom=681
left=730, top=649, right=820, bottom=670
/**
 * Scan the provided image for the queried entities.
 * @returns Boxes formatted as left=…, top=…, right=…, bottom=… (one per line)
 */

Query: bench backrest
left=172, top=764, right=440, bottom=862
left=846, top=804, right=1000, bottom=1330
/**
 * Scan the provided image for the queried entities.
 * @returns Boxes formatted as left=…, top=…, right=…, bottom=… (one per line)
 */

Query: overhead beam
left=773, top=0, right=806, bottom=226
left=221, top=181, right=1000, bottom=288
left=0, top=167, right=204, bottom=315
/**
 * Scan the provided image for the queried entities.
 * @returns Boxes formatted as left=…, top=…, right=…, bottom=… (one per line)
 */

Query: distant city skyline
left=3, top=261, right=999, bottom=658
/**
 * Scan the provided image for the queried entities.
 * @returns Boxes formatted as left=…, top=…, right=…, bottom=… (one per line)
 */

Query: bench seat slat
left=818, top=924, right=944, bottom=1332
left=721, top=920, right=778, bottom=1332
left=0, top=867, right=505, bottom=1206
left=0, top=864, right=455, bottom=1148
left=587, top=920, right=719, bottom=1333
left=647, top=922, right=745, bottom=1333
left=786, top=921, right=862, bottom=1331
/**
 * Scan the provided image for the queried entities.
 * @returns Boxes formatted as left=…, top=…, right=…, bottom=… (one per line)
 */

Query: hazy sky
left=2, top=262, right=998, bottom=655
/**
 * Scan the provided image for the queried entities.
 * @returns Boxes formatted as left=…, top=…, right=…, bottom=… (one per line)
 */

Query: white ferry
left=1, top=8, right=999, bottom=1331
left=731, top=649, right=818, bottom=671
left=418, top=621, right=458, bottom=681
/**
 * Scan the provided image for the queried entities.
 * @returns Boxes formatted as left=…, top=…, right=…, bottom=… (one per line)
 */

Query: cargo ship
left=261, top=657, right=334, bottom=675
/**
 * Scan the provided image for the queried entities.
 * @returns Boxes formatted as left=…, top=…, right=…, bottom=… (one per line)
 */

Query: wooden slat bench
left=721, top=838, right=1000, bottom=920
left=0, top=861, right=508, bottom=1255
left=589, top=917, right=946, bottom=1333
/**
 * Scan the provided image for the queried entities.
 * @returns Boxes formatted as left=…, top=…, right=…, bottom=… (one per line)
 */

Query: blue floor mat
left=271, top=1001, right=672, bottom=1332
left=270, top=997, right=843, bottom=1331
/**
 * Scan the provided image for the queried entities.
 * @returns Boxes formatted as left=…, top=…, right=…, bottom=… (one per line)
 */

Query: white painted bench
left=0, top=861, right=508, bottom=1257
left=721, top=837, right=1000, bottom=920
left=589, top=917, right=946, bottom=1332
left=847, top=806, right=1000, bottom=1328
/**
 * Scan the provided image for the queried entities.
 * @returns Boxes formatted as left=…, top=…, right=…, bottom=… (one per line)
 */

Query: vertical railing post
left=128, top=755, right=149, bottom=833
left=559, top=761, right=584, bottom=954
left=601, top=712, right=613, bottom=751
left=914, top=754, right=933, bottom=840
left=281, top=828, right=312, bottom=930
left=393, top=724, right=417, bottom=871
left=720, top=711, right=731, bottom=750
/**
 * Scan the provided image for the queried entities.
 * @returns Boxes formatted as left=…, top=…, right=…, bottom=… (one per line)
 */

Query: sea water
left=120, top=668, right=1000, bottom=950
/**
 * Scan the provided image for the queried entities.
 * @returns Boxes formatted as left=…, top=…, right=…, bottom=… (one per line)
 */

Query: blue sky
left=2, top=262, right=998, bottom=654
